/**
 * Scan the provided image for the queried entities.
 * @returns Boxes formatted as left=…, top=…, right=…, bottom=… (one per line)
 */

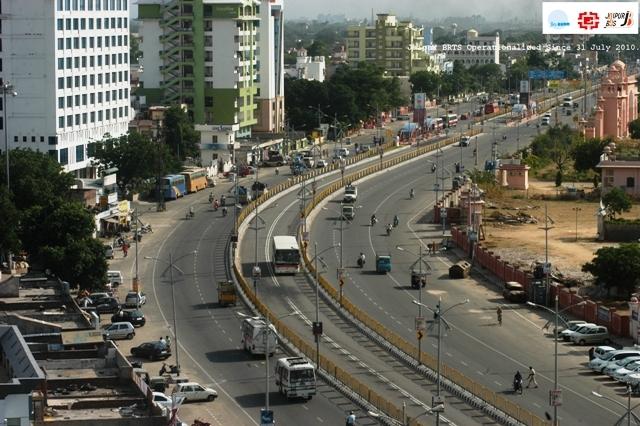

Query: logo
left=578, top=11, right=600, bottom=30
left=605, top=11, right=634, bottom=28
left=548, top=10, right=570, bottom=28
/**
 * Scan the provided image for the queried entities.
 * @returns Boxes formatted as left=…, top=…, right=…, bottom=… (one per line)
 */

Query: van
left=341, top=204, right=355, bottom=220
left=541, top=117, right=550, bottom=126
left=343, top=184, right=358, bottom=203
left=107, top=270, right=123, bottom=287
left=241, top=317, right=277, bottom=356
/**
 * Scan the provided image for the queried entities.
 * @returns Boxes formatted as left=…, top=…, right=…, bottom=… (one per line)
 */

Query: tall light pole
left=145, top=251, right=197, bottom=376
left=413, top=298, right=469, bottom=425
left=528, top=298, right=586, bottom=426
left=2, top=82, right=17, bottom=190
left=323, top=205, right=351, bottom=305
left=592, top=387, right=640, bottom=426
left=540, top=204, right=554, bottom=296
left=312, top=242, right=340, bottom=368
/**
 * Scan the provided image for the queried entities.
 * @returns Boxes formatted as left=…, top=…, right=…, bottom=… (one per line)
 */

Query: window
left=75, top=114, right=80, bottom=125
left=49, top=136, right=58, bottom=145
left=66, top=76, right=72, bottom=88
left=66, top=19, right=71, bottom=31
left=80, top=19, right=86, bottom=30
left=66, top=38, right=72, bottom=49
left=80, top=0, right=85, bottom=10
left=65, top=0, right=70, bottom=10
left=89, top=19, right=94, bottom=30
left=76, top=145, right=85, bottom=162
left=57, top=0, right=64, bottom=11
left=98, top=74, right=102, bottom=85
left=66, top=96, right=72, bottom=107
left=73, top=0, right=78, bottom=10
left=82, top=75, right=86, bottom=86
left=41, top=136, right=45, bottom=143
left=58, top=77, right=64, bottom=89
left=74, top=57, right=79, bottom=68
left=98, top=110, right=102, bottom=121
left=90, top=56, right=95, bottom=67
left=74, top=76, right=80, bottom=87
left=59, top=148, right=68, bottom=165
left=73, top=19, right=79, bottom=30
left=81, top=56, right=86, bottom=68
left=106, top=109, right=110, bottom=120
left=81, top=37, right=86, bottom=49
left=96, top=0, right=101, bottom=10
left=58, top=117, right=65, bottom=128
left=96, top=19, right=102, bottom=30
left=58, top=97, right=64, bottom=108
left=65, top=57, right=71, bottom=69
left=31, top=136, right=36, bottom=143
left=88, top=0, right=93, bottom=10
left=89, top=37, right=94, bottom=48
left=57, top=58, right=64, bottom=70
left=22, top=136, right=26, bottom=142
left=57, top=38, right=64, bottom=50
left=104, top=18, right=109, bottom=29
left=82, top=94, right=87, bottom=105
left=105, top=91, right=110, bottom=101
left=90, top=93, right=95, bottom=104
left=90, top=111, right=95, bottom=122
left=75, top=95, right=80, bottom=106
left=82, top=113, right=87, bottom=124
left=97, top=37, right=102, bottom=48
left=97, top=92, right=102, bottom=103
left=90, top=74, right=94, bottom=85
left=627, top=177, right=635, bottom=188
left=73, top=37, right=79, bottom=49
left=57, top=19, right=63, bottom=31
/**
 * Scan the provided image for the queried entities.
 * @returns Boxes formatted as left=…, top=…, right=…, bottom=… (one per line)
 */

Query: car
left=603, top=356, right=640, bottom=377
left=103, top=322, right=135, bottom=340
left=152, top=392, right=186, bottom=409
left=542, top=113, right=552, bottom=119
left=172, top=382, right=218, bottom=402
left=315, top=159, right=328, bottom=168
left=459, top=136, right=471, bottom=147
left=88, top=292, right=111, bottom=305
left=111, top=309, right=146, bottom=327
left=104, top=244, right=114, bottom=259
left=541, top=117, right=550, bottom=126
left=124, top=291, right=147, bottom=308
left=460, top=113, right=469, bottom=120
left=107, top=270, right=123, bottom=287
left=571, top=325, right=611, bottom=345
left=611, top=359, right=640, bottom=382
left=131, top=341, right=171, bottom=361
left=593, top=345, right=617, bottom=360
left=589, top=350, right=640, bottom=373
left=560, top=323, right=596, bottom=342
left=95, top=297, right=121, bottom=314
left=335, top=148, right=349, bottom=157
left=359, top=145, right=371, bottom=154
left=502, top=282, right=526, bottom=303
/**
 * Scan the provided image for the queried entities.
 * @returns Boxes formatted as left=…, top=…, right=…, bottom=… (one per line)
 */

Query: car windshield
left=569, top=323, right=584, bottom=331
left=601, top=351, right=617, bottom=361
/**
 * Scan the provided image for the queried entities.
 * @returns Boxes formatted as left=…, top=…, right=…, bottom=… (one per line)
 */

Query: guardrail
left=234, top=121, right=555, bottom=424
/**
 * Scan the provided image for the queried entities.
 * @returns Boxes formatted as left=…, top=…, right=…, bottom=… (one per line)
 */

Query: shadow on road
left=205, top=349, right=250, bottom=364
left=235, top=392, right=308, bottom=408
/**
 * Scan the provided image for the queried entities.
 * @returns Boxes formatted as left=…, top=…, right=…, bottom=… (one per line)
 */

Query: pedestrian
left=496, top=306, right=503, bottom=326
left=345, top=411, right=356, bottom=426
left=122, top=243, right=129, bottom=257
left=160, top=336, right=167, bottom=347
left=526, top=366, right=538, bottom=388
left=588, top=347, right=595, bottom=361
left=165, top=335, right=171, bottom=348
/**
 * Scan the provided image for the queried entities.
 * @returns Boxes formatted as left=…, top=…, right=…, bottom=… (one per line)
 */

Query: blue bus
left=162, top=174, right=186, bottom=200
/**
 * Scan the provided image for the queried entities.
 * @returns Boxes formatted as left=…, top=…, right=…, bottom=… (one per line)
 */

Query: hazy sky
left=285, top=0, right=541, bottom=20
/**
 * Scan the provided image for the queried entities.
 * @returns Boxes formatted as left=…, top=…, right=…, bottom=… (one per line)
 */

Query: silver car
left=570, top=326, right=610, bottom=346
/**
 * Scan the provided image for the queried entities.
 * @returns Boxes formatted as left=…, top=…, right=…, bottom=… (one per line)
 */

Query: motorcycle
left=222, top=207, right=228, bottom=217
left=220, top=196, right=226, bottom=207
left=370, top=216, right=378, bottom=226
left=502, top=135, right=507, bottom=140
left=386, top=225, right=393, bottom=236
left=409, top=190, right=415, bottom=200
left=140, top=223, right=153, bottom=234
left=431, top=164, right=437, bottom=173
left=357, top=257, right=365, bottom=268
left=513, top=377, right=523, bottom=394
left=186, top=210, right=195, bottom=220
left=393, top=216, right=399, bottom=228
left=208, top=193, right=214, bottom=203
left=213, top=200, right=219, bottom=211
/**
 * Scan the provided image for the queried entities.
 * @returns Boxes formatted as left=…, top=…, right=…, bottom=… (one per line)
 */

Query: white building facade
left=1, top=0, right=131, bottom=177
left=445, top=29, right=500, bottom=68
left=295, top=49, right=326, bottom=82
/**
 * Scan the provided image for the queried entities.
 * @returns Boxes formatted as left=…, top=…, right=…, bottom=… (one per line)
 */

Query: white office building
left=444, top=29, right=500, bottom=68
left=1, top=0, right=131, bottom=177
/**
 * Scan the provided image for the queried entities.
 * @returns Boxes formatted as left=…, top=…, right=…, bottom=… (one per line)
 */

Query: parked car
left=111, top=309, right=146, bottom=327
left=571, top=326, right=611, bottom=345
left=107, top=270, right=123, bottom=287
left=603, top=356, right=640, bottom=377
left=131, top=341, right=171, bottom=361
left=96, top=297, right=121, bottom=314
left=103, top=322, right=135, bottom=340
left=172, top=382, right=218, bottom=402
left=589, top=350, right=640, bottom=373
left=502, top=282, right=526, bottom=303
left=104, top=244, right=114, bottom=259
left=360, top=145, right=371, bottom=153
left=593, top=345, right=617, bottom=360
left=88, top=292, right=111, bottom=305
left=459, top=136, right=471, bottom=147
left=124, top=291, right=147, bottom=308
left=560, top=323, right=596, bottom=342
left=152, top=392, right=185, bottom=409
left=609, top=359, right=640, bottom=381
left=315, top=159, right=328, bottom=168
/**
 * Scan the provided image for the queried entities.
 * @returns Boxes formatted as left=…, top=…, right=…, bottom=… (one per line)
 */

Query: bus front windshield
left=275, top=249, right=300, bottom=264
left=291, top=368, right=315, bottom=382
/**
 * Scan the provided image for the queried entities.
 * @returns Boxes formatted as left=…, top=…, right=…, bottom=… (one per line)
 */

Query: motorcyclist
left=358, top=252, right=366, bottom=267
left=386, top=223, right=393, bottom=235
left=213, top=199, right=219, bottom=211
left=370, top=214, right=377, bottom=226
left=222, top=206, right=228, bottom=217
left=220, top=195, right=226, bottom=206
left=431, top=163, right=437, bottom=173
left=208, top=192, right=214, bottom=203
left=275, top=167, right=279, bottom=176
left=514, top=371, right=523, bottom=393
left=188, top=206, right=195, bottom=218
left=409, top=188, right=415, bottom=199
left=497, top=306, right=503, bottom=326
left=393, top=214, right=399, bottom=227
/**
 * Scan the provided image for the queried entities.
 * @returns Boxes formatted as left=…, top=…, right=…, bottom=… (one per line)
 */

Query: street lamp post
left=2, top=82, right=17, bottom=190
left=312, top=242, right=340, bottom=368
left=592, top=387, right=640, bottom=426
left=528, top=298, right=586, bottom=426
left=413, top=298, right=469, bottom=425
left=145, top=251, right=197, bottom=376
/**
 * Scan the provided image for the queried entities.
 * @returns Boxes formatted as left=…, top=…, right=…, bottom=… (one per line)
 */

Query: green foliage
left=1, top=150, right=107, bottom=290
left=130, top=32, right=141, bottom=64
left=162, top=106, right=200, bottom=160
left=602, top=187, right=632, bottom=218
left=409, top=71, right=441, bottom=99
left=0, top=186, right=19, bottom=253
left=629, top=118, right=640, bottom=139
left=582, top=243, right=640, bottom=297
left=306, top=40, right=330, bottom=58
left=530, top=124, right=579, bottom=172
left=571, top=138, right=608, bottom=173
left=92, top=132, right=180, bottom=191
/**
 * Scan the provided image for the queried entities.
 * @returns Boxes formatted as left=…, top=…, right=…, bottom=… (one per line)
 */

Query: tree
left=571, top=138, right=607, bottom=173
left=409, top=71, right=442, bottom=99
left=629, top=118, right=640, bottom=139
left=0, top=186, right=20, bottom=257
left=602, top=187, right=632, bottom=218
left=530, top=125, right=579, bottom=182
left=162, top=106, right=200, bottom=160
left=306, top=40, right=330, bottom=58
left=583, top=244, right=640, bottom=297
left=92, top=132, right=180, bottom=191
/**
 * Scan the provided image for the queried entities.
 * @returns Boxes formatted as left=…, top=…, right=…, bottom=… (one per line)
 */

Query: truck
left=375, top=255, right=391, bottom=274
left=343, top=184, right=357, bottom=203
left=274, top=357, right=317, bottom=400
left=241, top=317, right=277, bottom=356
left=217, top=281, right=237, bottom=307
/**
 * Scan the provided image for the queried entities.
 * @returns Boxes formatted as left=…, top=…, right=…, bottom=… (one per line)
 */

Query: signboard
left=528, top=70, right=566, bottom=80
left=542, top=2, right=639, bottom=35
left=415, top=316, right=426, bottom=331
left=260, top=409, right=274, bottom=426
left=519, top=80, right=530, bottom=93
left=549, top=389, right=562, bottom=407
left=432, top=396, right=445, bottom=412
left=414, top=93, right=427, bottom=110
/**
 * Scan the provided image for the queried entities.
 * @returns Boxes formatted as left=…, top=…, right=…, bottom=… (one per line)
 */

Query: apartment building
left=345, top=13, right=429, bottom=77
left=1, top=0, right=131, bottom=177
left=137, top=0, right=261, bottom=139
left=444, top=29, right=500, bottom=68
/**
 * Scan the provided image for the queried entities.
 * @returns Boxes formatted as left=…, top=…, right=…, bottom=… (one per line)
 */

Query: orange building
left=585, top=60, right=638, bottom=140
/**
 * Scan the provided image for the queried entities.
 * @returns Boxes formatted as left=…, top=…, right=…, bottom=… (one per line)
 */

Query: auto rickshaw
left=217, top=281, right=237, bottom=306
left=411, top=270, right=426, bottom=289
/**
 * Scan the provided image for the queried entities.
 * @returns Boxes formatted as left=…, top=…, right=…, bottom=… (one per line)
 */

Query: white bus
left=272, top=236, right=301, bottom=274
left=274, top=357, right=317, bottom=400
left=441, top=113, right=458, bottom=128
left=241, top=316, right=277, bottom=356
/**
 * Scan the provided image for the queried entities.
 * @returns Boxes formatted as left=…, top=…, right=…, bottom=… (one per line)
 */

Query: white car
left=315, top=159, right=328, bottom=168
left=560, top=323, right=596, bottom=341
left=589, top=351, right=640, bottom=373
left=152, top=391, right=185, bottom=409
left=102, top=322, right=135, bottom=340
left=603, top=356, right=640, bottom=377
left=612, top=360, right=640, bottom=382
left=172, top=382, right=218, bottom=402
left=593, top=345, right=617, bottom=361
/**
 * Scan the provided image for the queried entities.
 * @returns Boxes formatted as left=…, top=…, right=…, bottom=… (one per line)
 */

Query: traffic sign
left=417, top=330, right=424, bottom=340
left=260, top=408, right=274, bottom=426
left=549, top=389, right=562, bottom=407
left=415, top=316, right=426, bottom=331
left=432, top=396, right=445, bottom=412
left=528, top=70, right=566, bottom=80
left=339, top=278, right=345, bottom=287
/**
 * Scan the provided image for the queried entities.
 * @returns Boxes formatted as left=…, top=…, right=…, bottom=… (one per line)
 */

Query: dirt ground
left=481, top=180, right=640, bottom=283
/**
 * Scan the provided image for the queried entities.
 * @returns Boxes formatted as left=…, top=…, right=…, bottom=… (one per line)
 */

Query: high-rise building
left=254, top=0, right=284, bottom=133
left=137, top=0, right=262, bottom=138
left=1, top=0, right=132, bottom=177
left=345, top=14, right=429, bottom=77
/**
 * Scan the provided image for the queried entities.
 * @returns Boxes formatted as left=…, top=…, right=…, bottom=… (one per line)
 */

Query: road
left=308, top=92, right=633, bottom=425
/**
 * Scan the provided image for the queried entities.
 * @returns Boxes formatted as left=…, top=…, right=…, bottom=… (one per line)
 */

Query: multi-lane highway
left=306, top=92, right=633, bottom=425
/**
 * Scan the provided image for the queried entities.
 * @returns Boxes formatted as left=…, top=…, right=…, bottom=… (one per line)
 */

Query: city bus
left=180, top=167, right=208, bottom=193
left=272, top=236, right=301, bottom=274
left=275, top=357, right=316, bottom=400
left=161, top=174, right=186, bottom=200
left=441, top=113, right=458, bottom=128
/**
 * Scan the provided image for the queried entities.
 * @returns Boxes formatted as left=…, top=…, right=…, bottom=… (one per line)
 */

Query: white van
left=241, top=317, right=277, bottom=356
left=275, top=357, right=316, bottom=400
left=107, top=271, right=123, bottom=287
left=541, top=116, right=551, bottom=126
